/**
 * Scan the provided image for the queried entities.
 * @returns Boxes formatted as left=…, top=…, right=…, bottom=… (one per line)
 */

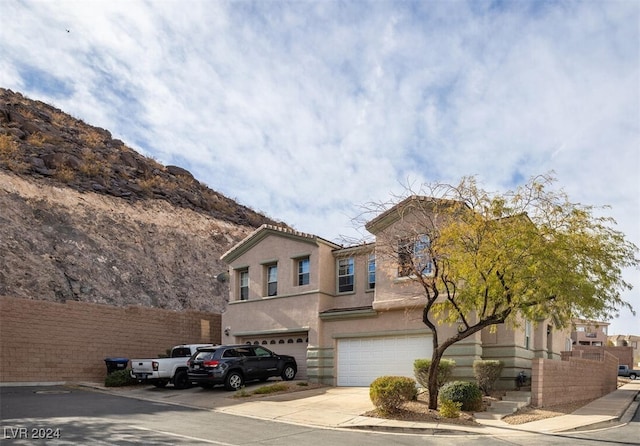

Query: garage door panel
left=337, top=334, right=432, bottom=386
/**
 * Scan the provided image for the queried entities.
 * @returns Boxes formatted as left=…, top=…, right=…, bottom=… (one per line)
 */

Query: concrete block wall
left=571, top=345, right=633, bottom=369
left=0, top=296, right=221, bottom=383
left=531, top=351, right=618, bottom=407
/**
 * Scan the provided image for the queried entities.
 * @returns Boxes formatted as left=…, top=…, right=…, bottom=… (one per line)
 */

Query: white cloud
left=2, top=0, right=638, bottom=334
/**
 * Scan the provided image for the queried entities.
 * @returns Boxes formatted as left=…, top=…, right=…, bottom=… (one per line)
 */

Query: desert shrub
left=54, top=165, right=75, bottom=183
left=473, top=360, right=504, bottom=395
left=369, top=376, right=418, bottom=414
left=26, top=132, right=47, bottom=147
left=80, top=129, right=104, bottom=148
left=438, top=381, right=483, bottom=411
left=413, top=358, right=456, bottom=389
left=0, top=134, right=28, bottom=172
left=438, top=399, right=462, bottom=418
left=252, top=383, right=288, bottom=394
left=104, top=369, right=137, bottom=387
left=78, top=148, right=107, bottom=177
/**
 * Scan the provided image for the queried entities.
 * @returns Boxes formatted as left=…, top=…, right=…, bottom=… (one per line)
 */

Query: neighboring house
left=608, top=334, right=640, bottom=367
left=220, top=197, right=570, bottom=388
left=571, top=319, right=610, bottom=347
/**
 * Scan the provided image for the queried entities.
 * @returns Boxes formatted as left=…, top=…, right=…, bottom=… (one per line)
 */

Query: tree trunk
left=427, top=353, right=441, bottom=409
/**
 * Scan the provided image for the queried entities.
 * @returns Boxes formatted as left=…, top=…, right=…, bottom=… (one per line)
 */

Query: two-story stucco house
left=571, top=319, right=610, bottom=347
left=220, top=197, right=570, bottom=388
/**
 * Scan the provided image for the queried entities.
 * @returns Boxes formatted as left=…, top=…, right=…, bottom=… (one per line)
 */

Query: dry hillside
left=0, top=88, right=281, bottom=312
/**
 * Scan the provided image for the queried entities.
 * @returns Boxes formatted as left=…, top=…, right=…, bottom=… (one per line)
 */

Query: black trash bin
left=104, top=357, right=129, bottom=374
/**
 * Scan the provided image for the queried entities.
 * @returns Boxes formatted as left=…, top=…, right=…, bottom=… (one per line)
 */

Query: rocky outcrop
left=0, top=88, right=284, bottom=311
left=0, top=88, right=283, bottom=228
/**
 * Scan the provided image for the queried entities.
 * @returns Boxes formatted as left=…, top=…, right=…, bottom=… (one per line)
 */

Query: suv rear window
left=194, top=350, right=217, bottom=361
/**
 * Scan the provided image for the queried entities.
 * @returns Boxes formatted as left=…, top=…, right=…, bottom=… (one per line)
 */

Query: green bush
left=438, top=399, right=462, bottom=418
left=438, top=381, right=483, bottom=411
left=473, top=360, right=504, bottom=395
left=369, top=376, right=418, bottom=414
left=413, top=358, right=456, bottom=389
left=104, top=369, right=138, bottom=387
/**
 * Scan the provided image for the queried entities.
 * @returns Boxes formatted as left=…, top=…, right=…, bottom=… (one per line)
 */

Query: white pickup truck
left=131, top=344, right=214, bottom=389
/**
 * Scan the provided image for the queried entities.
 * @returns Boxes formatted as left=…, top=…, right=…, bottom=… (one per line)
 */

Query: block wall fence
left=571, top=345, right=633, bottom=369
left=531, top=351, right=618, bottom=407
left=0, top=296, right=221, bottom=383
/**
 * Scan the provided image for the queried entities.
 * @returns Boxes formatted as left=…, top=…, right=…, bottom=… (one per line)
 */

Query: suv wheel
left=281, top=365, right=296, bottom=381
left=173, top=370, right=191, bottom=389
left=225, top=371, right=244, bottom=390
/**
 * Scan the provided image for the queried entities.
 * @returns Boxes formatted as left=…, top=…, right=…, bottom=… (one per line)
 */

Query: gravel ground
left=363, top=392, right=597, bottom=426
left=503, top=377, right=633, bottom=424
left=363, top=378, right=634, bottom=426
left=502, top=398, right=597, bottom=424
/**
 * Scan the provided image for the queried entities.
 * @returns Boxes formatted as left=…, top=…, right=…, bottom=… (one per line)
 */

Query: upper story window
left=367, top=254, right=375, bottom=290
left=398, top=234, right=433, bottom=277
left=297, top=257, right=310, bottom=286
left=238, top=269, right=249, bottom=301
left=337, top=257, right=354, bottom=293
left=266, top=264, right=278, bottom=296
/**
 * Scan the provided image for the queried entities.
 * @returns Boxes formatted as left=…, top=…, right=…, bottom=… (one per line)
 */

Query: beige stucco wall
left=223, top=293, right=321, bottom=345
left=480, top=318, right=572, bottom=390
left=227, top=235, right=323, bottom=301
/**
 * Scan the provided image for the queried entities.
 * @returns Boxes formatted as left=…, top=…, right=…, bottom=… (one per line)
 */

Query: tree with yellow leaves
left=361, top=174, right=638, bottom=409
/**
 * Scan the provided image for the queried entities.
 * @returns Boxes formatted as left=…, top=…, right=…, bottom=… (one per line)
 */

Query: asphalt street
left=1, top=385, right=638, bottom=446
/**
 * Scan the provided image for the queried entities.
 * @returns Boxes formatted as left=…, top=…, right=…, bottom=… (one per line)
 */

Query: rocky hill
left=0, top=88, right=281, bottom=312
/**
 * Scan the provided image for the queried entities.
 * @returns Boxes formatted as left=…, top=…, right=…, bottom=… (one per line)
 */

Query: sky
left=1, top=0, right=638, bottom=335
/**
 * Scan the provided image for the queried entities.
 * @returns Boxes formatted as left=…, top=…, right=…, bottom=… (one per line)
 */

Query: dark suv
left=187, top=344, right=297, bottom=390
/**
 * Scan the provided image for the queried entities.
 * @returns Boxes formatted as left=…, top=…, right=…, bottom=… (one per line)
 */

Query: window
left=238, top=269, right=249, bottom=300
left=297, top=257, right=310, bottom=286
left=367, top=254, right=375, bottom=290
left=254, top=346, right=273, bottom=357
left=398, top=234, right=432, bottom=277
left=337, top=257, right=354, bottom=293
left=525, top=320, right=532, bottom=350
left=266, top=264, right=278, bottom=296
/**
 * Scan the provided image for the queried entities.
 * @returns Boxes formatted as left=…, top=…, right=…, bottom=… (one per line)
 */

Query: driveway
left=94, top=379, right=327, bottom=411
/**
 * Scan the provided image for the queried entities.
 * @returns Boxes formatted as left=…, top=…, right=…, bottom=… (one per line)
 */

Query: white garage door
left=242, top=334, right=308, bottom=379
left=337, top=334, right=432, bottom=386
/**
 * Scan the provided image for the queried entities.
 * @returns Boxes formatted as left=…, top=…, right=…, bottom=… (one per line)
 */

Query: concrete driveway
left=89, top=379, right=336, bottom=412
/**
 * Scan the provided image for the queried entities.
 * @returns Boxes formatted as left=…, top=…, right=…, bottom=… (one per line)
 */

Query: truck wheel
left=173, top=370, right=191, bottom=389
left=224, top=371, right=244, bottom=391
left=630, top=373, right=637, bottom=380
left=281, top=365, right=296, bottom=381
left=152, top=380, right=169, bottom=388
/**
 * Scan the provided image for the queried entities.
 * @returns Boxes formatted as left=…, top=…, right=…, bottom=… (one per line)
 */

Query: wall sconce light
left=224, top=327, right=231, bottom=336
